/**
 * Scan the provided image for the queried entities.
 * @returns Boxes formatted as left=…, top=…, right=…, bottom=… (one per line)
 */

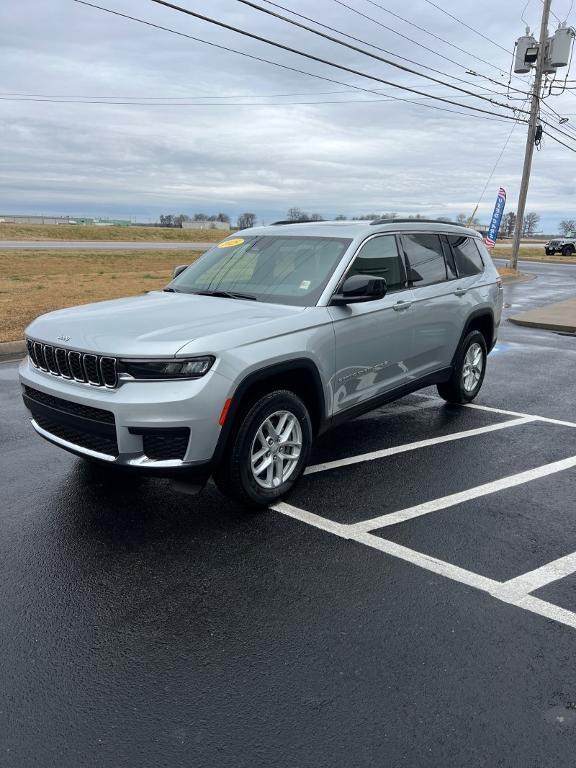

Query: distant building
left=0, top=214, right=131, bottom=226
left=0, top=214, right=94, bottom=225
left=182, top=220, right=230, bottom=231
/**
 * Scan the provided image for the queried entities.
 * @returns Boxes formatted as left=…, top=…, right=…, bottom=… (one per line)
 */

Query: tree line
left=157, top=208, right=571, bottom=237
left=158, top=212, right=258, bottom=228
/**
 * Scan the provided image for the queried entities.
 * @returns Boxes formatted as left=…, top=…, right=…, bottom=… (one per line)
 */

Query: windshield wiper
left=193, top=290, right=258, bottom=301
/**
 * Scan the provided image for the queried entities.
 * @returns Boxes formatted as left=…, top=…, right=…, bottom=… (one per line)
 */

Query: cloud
left=1, top=0, right=575, bottom=230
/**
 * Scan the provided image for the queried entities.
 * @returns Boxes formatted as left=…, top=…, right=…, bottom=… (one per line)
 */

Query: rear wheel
left=213, top=389, right=312, bottom=506
left=562, top=245, right=574, bottom=256
left=437, top=330, right=487, bottom=404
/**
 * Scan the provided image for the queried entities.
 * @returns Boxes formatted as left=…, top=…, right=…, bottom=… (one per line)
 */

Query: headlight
left=118, top=356, right=215, bottom=380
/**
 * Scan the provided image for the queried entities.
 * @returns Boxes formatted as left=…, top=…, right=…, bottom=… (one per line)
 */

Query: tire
left=545, top=249, right=553, bottom=255
left=562, top=245, right=574, bottom=256
left=437, top=330, right=487, bottom=404
left=213, top=389, right=312, bottom=506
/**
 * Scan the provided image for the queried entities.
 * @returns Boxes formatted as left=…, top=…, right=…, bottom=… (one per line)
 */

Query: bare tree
left=501, top=211, right=516, bottom=238
left=522, top=212, right=541, bottom=237
left=456, top=213, right=468, bottom=226
left=334, top=214, right=347, bottom=220
left=237, top=212, right=257, bottom=229
left=309, top=213, right=324, bottom=221
left=559, top=219, right=576, bottom=237
left=287, top=207, right=308, bottom=221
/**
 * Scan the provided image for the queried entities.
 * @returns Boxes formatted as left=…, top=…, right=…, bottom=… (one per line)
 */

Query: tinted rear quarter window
left=448, top=235, right=485, bottom=277
left=401, top=234, right=447, bottom=286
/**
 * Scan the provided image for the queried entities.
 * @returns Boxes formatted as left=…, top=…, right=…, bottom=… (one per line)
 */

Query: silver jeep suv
left=20, top=219, right=503, bottom=505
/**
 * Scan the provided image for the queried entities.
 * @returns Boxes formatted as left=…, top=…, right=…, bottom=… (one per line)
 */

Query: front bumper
left=19, top=357, right=233, bottom=473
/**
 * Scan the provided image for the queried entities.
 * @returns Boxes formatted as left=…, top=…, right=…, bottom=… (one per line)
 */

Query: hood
left=26, top=291, right=306, bottom=356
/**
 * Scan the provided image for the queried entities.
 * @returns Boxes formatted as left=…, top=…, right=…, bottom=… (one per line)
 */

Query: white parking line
left=413, top=391, right=576, bottom=429
left=350, top=455, right=576, bottom=533
left=273, top=502, right=576, bottom=631
left=305, top=416, right=535, bottom=475
left=498, top=551, right=576, bottom=599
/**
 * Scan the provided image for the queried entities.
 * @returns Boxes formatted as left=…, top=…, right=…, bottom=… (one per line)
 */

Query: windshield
left=169, top=235, right=352, bottom=306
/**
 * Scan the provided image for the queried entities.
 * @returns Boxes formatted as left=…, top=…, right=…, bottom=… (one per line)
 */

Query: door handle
left=454, top=288, right=468, bottom=296
left=393, top=300, right=412, bottom=311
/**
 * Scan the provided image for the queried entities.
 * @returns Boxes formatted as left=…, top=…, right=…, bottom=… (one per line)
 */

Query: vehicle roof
left=236, top=220, right=482, bottom=240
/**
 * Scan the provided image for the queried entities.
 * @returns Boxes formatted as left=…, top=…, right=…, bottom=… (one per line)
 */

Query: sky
left=1, top=0, right=576, bottom=232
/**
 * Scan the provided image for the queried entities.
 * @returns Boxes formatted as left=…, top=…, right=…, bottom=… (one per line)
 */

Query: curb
left=509, top=297, right=576, bottom=334
left=509, top=317, right=576, bottom=333
left=0, top=340, right=26, bottom=361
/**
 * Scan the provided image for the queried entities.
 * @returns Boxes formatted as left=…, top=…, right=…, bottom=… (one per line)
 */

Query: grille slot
left=27, top=339, right=38, bottom=367
left=26, top=339, right=118, bottom=388
left=100, top=357, right=117, bottom=388
left=24, top=386, right=115, bottom=424
left=55, top=348, right=72, bottom=378
left=44, top=345, right=58, bottom=374
left=83, top=354, right=101, bottom=385
left=34, top=342, right=48, bottom=371
left=69, top=351, right=86, bottom=382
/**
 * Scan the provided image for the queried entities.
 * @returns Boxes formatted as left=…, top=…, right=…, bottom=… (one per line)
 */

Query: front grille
left=24, top=386, right=115, bottom=424
left=34, top=412, right=119, bottom=457
left=27, top=338, right=117, bottom=388
left=136, top=428, right=190, bottom=461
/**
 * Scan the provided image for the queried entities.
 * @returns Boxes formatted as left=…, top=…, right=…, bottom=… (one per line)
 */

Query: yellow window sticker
left=217, top=238, right=245, bottom=249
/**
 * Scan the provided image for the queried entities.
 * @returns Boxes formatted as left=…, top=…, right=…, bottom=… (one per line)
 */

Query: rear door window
left=346, top=235, right=406, bottom=293
left=447, top=235, right=485, bottom=277
left=401, top=234, right=447, bottom=286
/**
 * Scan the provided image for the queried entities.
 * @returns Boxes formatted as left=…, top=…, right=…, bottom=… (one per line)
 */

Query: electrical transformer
left=549, top=26, right=573, bottom=68
left=514, top=33, right=539, bottom=73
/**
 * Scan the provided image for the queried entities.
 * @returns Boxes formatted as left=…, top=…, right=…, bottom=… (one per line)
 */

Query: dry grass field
left=0, top=249, right=203, bottom=342
left=0, top=223, right=227, bottom=242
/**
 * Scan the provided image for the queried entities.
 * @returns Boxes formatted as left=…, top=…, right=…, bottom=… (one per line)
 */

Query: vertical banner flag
left=485, top=187, right=506, bottom=250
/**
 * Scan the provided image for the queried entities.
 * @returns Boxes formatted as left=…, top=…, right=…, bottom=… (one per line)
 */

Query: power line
left=0, top=94, right=517, bottom=120
left=422, top=0, right=511, bottom=56
left=203, top=0, right=529, bottom=118
left=469, top=99, right=530, bottom=219
left=71, top=1, right=524, bottom=124
left=546, top=127, right=576, bottom=151
left=255, top=0, right=523, bottom=97
left=0, top=84, right=504, bottom=100
left=343, top=0, right=511, bottom=78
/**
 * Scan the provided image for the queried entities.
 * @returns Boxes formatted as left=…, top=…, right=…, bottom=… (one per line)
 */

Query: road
left=1, top=260, right=576, bottom=767
left=0, top=240, right=212, bottom=250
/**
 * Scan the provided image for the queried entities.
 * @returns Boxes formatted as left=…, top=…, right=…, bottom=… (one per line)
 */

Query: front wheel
left=437, top=330, right=487, bottom=404
left=213, top=389, right=312, bottom=506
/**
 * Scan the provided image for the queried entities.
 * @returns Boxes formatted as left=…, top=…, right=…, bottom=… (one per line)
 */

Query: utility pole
left=510, top=0, right=552, bottom=271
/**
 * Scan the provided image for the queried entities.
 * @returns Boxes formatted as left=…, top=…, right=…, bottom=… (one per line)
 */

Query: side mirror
left=331, top=274, right=387, bottom=305
left=173, top=264, right=189, bottom=279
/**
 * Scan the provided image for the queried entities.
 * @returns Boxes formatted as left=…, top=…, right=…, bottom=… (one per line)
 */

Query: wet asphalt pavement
left=1, top=260, right=576, bottom=767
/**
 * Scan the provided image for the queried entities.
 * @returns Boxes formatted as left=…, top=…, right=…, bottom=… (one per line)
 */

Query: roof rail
left=370, top=217, right=457, bottom=226
left=271, top=219, right=315, bottom=225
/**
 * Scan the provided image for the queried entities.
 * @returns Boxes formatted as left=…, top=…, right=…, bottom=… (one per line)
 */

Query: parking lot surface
left=1, top=260, right=576, bottom=767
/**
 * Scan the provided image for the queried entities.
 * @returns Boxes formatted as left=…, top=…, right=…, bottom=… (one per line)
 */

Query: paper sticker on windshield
left=217, top=238, right=245, bottom=249
left=299, top=280, right=311, bottom=290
